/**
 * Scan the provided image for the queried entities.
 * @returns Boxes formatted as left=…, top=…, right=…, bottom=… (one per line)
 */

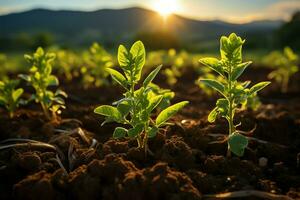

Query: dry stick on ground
left=203, top=190, right=294, bottom=200
left=53, top=127, right=92, bottom=145
left=0, top=142, right=57, bottom=151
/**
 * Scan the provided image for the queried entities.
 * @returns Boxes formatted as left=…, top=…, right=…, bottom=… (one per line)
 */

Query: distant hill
left=0, top=7, right=283, bottom=49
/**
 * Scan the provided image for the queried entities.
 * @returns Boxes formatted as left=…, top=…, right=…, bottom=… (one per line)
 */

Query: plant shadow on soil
left=0, top=66, right=300, bottom=200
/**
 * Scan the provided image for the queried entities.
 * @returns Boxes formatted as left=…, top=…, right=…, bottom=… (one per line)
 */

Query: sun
left=153, top=0, right=179, bottom=18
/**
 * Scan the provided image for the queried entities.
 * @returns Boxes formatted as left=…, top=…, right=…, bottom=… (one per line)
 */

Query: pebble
left=259, top=157, right=268, bottom=167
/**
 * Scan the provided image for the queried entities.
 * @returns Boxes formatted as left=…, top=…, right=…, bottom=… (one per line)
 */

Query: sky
left=0, top=0, right=300, bottom=22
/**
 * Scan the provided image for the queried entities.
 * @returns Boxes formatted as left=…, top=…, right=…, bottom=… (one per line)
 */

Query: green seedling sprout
left=19, top=47, right=67, bottom=121
left=81, top=42, right=114, bottom=87
left=266, top=47, right=298, bottom=93
left=199, top=33, right=270, bottom=156
left=0, top=79, right=24, bottom=118
left=94, top=41, right=188, bottom=154
left=55, top=50, right=81, bottom=81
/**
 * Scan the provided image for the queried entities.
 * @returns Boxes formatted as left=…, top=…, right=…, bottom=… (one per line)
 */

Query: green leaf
left=107, top=68, right=127, bottom=89
left=148, top=126, right=159, bottom=138
left=55, top=89, right=68, bottom=98
left=156, top=101, right=189, bottom=127
left=231, top=61, right=252, bottom=81
left=228, top=132, right=248, bottom=156
left=130, top=41, right=146, bottom=81
left=249, top=82, right=271, bottom=95
left=128, top=124, right=144, bottom=138
left=117, top=101, right=131, bottom=116
left=147, top=95, right=163, bottom=113
left=220, top=33, right=244, bottom=63
left=113, top=127, right=128, bottom=139
left=200, top=79, right=225, bottom=96
left=53, top=97, right=65, bottom=105
left=208, top=107, right=218, bottom=123
left=199, top=58, right=224, bottom=76
left=47, top=75, right=59, bottom=86
left=18, top=74, right=31, bottom=82
left=45, top=65, right=52, bottom=76
left=216, top=98, right=229, bottom=117
left=94, top=105, right=122, bottom=121
left=118, top=44, right=129, bottom=67
left=12, top=88, right=23, bottom=102
left=143, top=65, right=162, bottom=87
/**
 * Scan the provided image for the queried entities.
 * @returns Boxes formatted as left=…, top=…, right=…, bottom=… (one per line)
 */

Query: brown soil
left=0, top=66, right=300, bottom=200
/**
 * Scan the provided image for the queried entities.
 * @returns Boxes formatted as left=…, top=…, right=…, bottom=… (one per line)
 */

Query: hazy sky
left=0, top=0, right=299, bottom=22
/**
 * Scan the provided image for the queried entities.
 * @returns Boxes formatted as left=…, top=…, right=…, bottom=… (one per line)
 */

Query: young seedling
left=199, top=33, right=270, bottom=156
left=81, top=43, right=114, bottom=87
left=94, top=41, right=188, bottom=154
left=266, top=47, right=298, bottom=93
left=19, top=47, right=67, bottom=121
left=0, top=79, right=24, bottom=118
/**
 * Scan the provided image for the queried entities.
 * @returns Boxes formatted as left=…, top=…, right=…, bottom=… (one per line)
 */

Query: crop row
left=0, top=33, right=299, bottom=157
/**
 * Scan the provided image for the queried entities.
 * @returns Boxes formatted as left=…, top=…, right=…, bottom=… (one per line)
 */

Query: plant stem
left=41, top=102, right=51, bottom=120
left=227, top=63, right=235, bottom=157
left=137, top=136, right=142, bottom=148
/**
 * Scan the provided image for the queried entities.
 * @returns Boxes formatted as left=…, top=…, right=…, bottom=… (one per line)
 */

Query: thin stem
left=282, top=73, right=289, bottom=93
left=41, top=102, right=51, bottom=120
left=227, top=62, right=235, bottom=157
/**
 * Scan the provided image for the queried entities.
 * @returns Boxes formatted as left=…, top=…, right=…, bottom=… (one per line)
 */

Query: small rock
left=259, top=157, right=268, bottom=167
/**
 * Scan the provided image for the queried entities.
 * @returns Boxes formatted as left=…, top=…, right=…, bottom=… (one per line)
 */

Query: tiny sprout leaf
left=117, top=101, right=131, bottom=116
left=118, top=45, right=129, bottom=67
left=148, top=126, right=159, bottom=138
left=107, top=68, right=127, bottom=89
left=18, top=74, right=31, bottom=82
left=113, top=127, right=128, bottom=139
left=249, top=82, right=271, bottom=95
left=199, top=58, right=224, bottom=76
left=94, top=105, right=122, bottom=121
left=130, top=41, right=146, bottom=81
left=55, top=89, right=68, bottom=98
left=156, top=101, right=189, bottom=127
left=228, top=132, right=248, bottom=156
left=12, top=88, right=24, bottom=102
left=208, top=107, right=218, bottom=123
left=147, top=95, right=163, bottom=113
left=143, top=65, right=162, bottom=87
left=47, top=75, right=59, bottom=86
left=200, top=79, right=225, bottom=96
left=232, top=61, right=252, bottom=81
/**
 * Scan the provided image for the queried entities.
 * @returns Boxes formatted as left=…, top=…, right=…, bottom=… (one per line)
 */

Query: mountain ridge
left=0, top=7, right=283, bottom=48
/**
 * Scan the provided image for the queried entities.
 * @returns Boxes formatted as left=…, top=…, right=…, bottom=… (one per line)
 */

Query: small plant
left=19, top=47, right=67, bottom=121
left=55, top=49, right=81, bottom=81
left=199, top=33, right=270, bottom=156
left=94, top=41, right=188, bottom=154
left=0, top=79, right=24, bottom=118
left=81, top=43, right=114, bottom=87
left=163, top=49, right=186, bottom=85
left=265, top=47, right=298, bottom=93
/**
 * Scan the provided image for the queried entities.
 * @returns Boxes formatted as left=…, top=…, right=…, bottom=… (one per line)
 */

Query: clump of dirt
left=117, top=162, right=201, bottom=200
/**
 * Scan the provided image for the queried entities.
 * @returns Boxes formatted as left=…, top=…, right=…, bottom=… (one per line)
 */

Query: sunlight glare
left=153, top=0, right=179, bottom=18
